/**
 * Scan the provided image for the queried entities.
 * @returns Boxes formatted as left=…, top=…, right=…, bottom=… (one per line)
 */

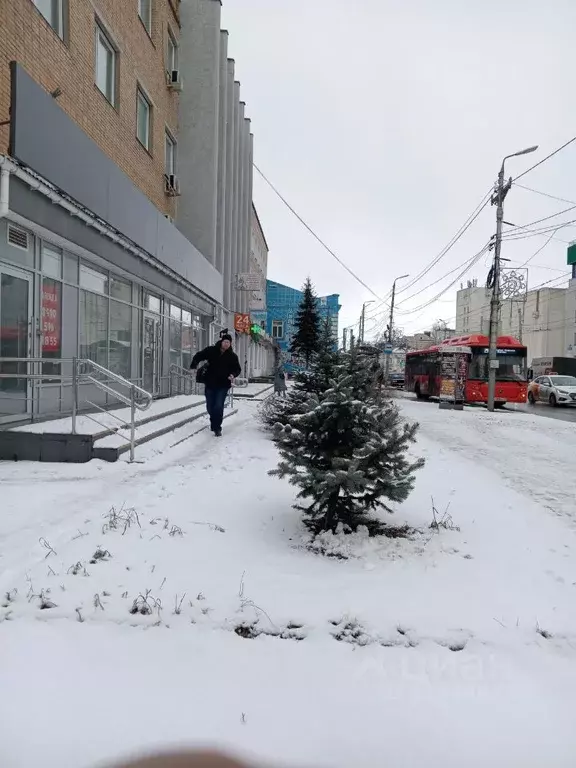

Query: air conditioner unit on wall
left=167, top=70, right=183, bottom=91
left=165, top=174, right=181, bottom=197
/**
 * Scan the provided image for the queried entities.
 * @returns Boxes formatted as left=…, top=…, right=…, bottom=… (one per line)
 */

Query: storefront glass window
left=80, top=264, right=108, bottom=295
left=41, top=277, right=62, bottom=378
left=145, top=293, right=161, bottom=313
left=169, top=304, right=182, bottom=367
left=80, top=291, right=108, bottom=367
left=110, top=276, right=132, bottom=303
left=42, top=244, right=62, bottom=280
left=181, top=310, right=192, bottom=370
left=109, top=300, right=132, bottom=379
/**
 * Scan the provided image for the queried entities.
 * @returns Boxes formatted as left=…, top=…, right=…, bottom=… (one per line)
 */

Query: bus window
left=469, top=348, right=527, bottom=381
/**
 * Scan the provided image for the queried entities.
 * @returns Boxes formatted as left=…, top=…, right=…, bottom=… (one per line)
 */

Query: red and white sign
left=41, top=285, right=61, bottom=352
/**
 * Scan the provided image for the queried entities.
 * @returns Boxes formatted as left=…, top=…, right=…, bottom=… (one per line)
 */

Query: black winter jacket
left=191, top=342, right=241, bottom=389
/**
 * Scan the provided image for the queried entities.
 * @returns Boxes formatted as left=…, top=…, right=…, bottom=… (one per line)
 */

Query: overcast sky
left=221, top=0, right=576, bottom=340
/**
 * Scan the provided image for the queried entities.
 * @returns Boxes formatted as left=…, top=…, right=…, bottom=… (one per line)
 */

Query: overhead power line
left=513, top=133, right=576, bottom=182
left=514, top=183, right=576, bottom=207
left=395, top=190, right=492, bottom=298
left=253, top=164, right=386, bottom=303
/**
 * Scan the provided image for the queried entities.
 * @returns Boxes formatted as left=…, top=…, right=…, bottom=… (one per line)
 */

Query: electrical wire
left=514, top=183, right=576, bottom=207
left=395, top=190, right=492, bottom=297
left=253, top=164, right=386, bottom=303
left=513, top=134, right=576, bottom=182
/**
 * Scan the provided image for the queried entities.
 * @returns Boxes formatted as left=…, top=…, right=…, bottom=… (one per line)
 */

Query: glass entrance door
left=143, top=313, right=161, bottom=395
left=0, top=266, right=33, bottom=420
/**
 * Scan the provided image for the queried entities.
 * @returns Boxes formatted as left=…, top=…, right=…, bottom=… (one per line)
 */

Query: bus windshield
left=469, top=348, right=527, bottom=382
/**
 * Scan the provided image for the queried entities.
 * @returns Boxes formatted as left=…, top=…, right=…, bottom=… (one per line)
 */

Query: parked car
left=527, top=375, right=576, bottom=407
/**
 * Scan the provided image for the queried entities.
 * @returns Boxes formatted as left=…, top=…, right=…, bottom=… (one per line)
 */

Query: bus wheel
left=494, top=402, right=506, bottom=409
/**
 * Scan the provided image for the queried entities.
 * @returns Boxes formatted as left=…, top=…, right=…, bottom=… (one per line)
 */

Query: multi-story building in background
left=0, top=0, right=262, bottom=423
left=245, top=204, right=274, bottom=378
left=266, top=279, right=340, bottom=371
left=454, top=278, right=576, bottom=364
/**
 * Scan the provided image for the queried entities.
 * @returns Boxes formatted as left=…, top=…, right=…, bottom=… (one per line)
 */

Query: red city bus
left=405, top=334, right=528, bottom=406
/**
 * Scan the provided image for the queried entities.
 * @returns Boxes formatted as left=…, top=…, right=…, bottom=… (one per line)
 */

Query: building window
left=137, top=88, right=152, bottom=150
left=165, top=131, right=176, bottom=176
left=167, top=28, right=179, bottom=75
left=33, top=0, right=64, bottom=39
left=42, top=243, right=62, bottom=280
left=169, top=304, right=182, bottom=367
left=80, top=264, right=108, bottom=294
left=138, top=0, right=152, bottom=35
left=272, top=321, right=283, bottom=339
left=80, top=291, right=108, bottom=368
left=109, top=299, right=132, bottom=379
left=41, top=278, right=62, bottom=379
left=145, top=293, right=161, bottom=313
left=95, top=23, right=117, bottom=105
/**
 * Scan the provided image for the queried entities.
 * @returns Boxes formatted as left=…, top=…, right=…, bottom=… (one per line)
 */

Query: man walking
left=191, top=334, right=241, bottom=436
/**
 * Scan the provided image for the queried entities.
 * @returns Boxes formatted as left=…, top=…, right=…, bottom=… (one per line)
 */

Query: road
left=396, top=390, right=576, bottom=423
left=505, top=402, right=576, bottom=423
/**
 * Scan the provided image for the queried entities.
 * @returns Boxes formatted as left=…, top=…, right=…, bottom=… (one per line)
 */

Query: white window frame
left=272, top=321, right=284, bottom=339
left=95, top=22, right=117, bottom=105
left=165, top=130, right=176, bottom=176
left=33, top=0, right=64, bottom=39
left=167, top=27, right=179, bottom=74
left=138, top=0, right=152, bottom=35
left=136, top=87, right=152, bottom=151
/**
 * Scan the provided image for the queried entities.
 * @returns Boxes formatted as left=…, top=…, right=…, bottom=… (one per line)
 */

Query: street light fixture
left=385, top=274, right=409, bottom=383
left=487, top=144, right=538, bottom=412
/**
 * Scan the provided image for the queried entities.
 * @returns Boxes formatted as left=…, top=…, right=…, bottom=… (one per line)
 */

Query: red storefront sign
left=41, top=285, right=61, bottom=352
left=234, top=313, right=250, bottom=334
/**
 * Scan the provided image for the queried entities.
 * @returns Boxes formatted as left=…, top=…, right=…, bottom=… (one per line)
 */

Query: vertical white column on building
left=236, top=102, right=246, bottom=315
left=223, top=59, right=236, bottom=312
left=177, top=0, right=221, bottom=264
left=241, top=118, right=251, bottom=315
left=215, top=30, right=228, bottom=277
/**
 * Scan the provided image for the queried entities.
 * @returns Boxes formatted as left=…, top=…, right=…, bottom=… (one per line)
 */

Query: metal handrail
left=0, top=357, right=153, bottom=462
left=169, top=364, right=199, bottom=396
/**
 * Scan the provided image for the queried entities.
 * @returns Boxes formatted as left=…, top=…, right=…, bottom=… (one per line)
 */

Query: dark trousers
left=205, top=386, right=228, bottom=431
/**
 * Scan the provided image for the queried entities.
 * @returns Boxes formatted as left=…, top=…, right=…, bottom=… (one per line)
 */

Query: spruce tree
left=290, top=277, right=321, bottom=367
left=270, top=347, right=424, bottom=535
left=295, top=316, right=340, bottom=396
left=260, top=318, right=340, bottom=431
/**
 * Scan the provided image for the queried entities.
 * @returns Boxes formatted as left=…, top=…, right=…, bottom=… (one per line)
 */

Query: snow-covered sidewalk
left=1, top=399, right=576, bottom=768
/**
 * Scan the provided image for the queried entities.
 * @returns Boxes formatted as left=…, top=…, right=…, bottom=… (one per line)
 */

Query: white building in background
left=454, top=280, right=576, bottom=363
left=405, top=332, right=434, bottom=350
left=249, top=205, right=268, bottom=315
left=244, top=204, right=274, bottom=378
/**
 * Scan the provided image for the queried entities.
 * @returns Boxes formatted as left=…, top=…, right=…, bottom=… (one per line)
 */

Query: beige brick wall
left=0, top=0, right=181, bottom=217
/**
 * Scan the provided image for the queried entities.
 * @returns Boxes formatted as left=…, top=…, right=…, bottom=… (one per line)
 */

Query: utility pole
left=487, top=145, right=538, bottom=412
left=343, top=327, right=348, bottom=351
left=384, top=274, right=409, bottom=384
left=359, top=301, right=374, bottom=343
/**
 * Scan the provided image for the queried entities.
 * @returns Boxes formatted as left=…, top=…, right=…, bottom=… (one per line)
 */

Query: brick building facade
left=0, top=0, right=180, bottom=217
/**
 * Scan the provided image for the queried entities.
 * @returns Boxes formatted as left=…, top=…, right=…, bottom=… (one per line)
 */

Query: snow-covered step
left=93, top=403, right=233, bottom=462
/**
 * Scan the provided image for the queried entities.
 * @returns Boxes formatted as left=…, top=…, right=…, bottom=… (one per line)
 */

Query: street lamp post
left=385, top=274, right=409, bottom=384
left=360, top=301, right=375, bottom=343
left=487, top=145, right=538, bottom=412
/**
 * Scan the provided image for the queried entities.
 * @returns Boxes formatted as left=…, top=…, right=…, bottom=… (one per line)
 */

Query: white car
left=527, top=375, right=576, bottom=407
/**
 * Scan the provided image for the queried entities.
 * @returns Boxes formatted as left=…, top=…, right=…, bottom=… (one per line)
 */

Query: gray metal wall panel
left=9, top=178, right=216, bottom=316
left=9, top=63, right=222, bottom=304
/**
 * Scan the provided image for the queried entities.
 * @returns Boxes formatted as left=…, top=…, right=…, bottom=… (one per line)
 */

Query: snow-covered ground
left=1, top=398, right=576, bottom=768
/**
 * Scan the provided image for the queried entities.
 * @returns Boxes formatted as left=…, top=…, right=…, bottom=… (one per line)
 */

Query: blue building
left=264, top=280, right=341, bottom=371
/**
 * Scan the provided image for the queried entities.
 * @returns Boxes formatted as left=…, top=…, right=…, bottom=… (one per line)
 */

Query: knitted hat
left=221, top=333, right=233, bottom=343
